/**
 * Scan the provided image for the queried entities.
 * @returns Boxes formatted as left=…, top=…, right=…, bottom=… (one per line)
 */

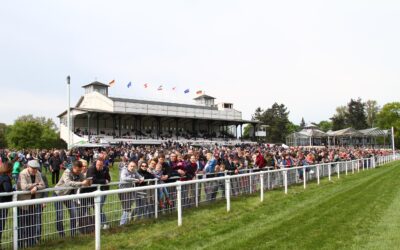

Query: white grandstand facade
left=58, top=81, right=259, bottom=146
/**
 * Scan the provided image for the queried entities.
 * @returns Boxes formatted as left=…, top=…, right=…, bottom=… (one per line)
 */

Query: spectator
left=16, top=160, right=45, bottom=248
left=54, top=160, right=91, bottom=237
left=86, top=157, right=111, bottom=229
left=0, top=161, right=13, bottom=244
left=49, top=151, right=63, bottom=185
left=118, top=162, right=143, bottom=225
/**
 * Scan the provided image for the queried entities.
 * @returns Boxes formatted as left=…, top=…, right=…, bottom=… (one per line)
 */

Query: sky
left=0, top=0, right=399, bottom=125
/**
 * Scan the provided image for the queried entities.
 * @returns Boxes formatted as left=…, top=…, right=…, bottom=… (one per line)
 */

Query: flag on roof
left=196, top=90, right=202, bottom=95
left=172, top=87, right=176, bottom=91
left=157, top=85, right=163, bottom=91
left=184, top=89, right=190, bottom=94
left=144, top=83, right=149, bottom=88
left=109, top=79, right=115, bottom=87
left=127, top=82, right=132, bottom=88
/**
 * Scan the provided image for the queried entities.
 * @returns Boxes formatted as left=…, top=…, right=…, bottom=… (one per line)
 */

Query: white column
left=12, top=194, right=18, bottom=250
left=177, top=183, right=182, bottom=226
left=284, top=170, right=288, bottom=194
left=392, top=127, right=396, bottom=160
left=225, top=177, right=231, bottom=212
left=260, top=173, right=264, bottom=202
left=67, top=75, right=71, bottom=149
left=94, top=193, right=102, bottom=250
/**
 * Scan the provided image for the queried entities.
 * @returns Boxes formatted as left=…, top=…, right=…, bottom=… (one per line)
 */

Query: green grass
left=32, top=161, right=400, bottom=250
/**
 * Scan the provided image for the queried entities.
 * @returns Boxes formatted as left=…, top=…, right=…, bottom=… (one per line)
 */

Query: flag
left=144, top=83, right=149, bottom=88
left=196, top=90, right=203, bottom=95
left=127, top=82, right=132, bottom=88
left=157, top=85, right=163, bottom=91
left=184, top=89, right=190, bottom=94
left=172, top=87, right=176, bottom=91
left=109, top=79, right=115, bottom=86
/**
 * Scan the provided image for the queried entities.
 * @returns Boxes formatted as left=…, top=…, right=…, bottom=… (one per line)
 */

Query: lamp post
left=67, top=76, right=71, bottom=149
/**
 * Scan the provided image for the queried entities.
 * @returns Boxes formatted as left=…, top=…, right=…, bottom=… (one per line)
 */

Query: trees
left=331, top=106, right=347, bottom=131
left=345, top=98, right=368, bottom=130
left=251, top=103, right=291, bottom=143
left=317, top=120, right=332, bottom=132
left=0, top=123, right=7, bottom=148
left=376, top=102, right=400, bottom=148
left=300, top=117, right=306, bottom=129
left=330, top=99, right=368, bottom=130
left=5, top=115, right=66, bottom=150
left=365, top=100, right=380, bottom=128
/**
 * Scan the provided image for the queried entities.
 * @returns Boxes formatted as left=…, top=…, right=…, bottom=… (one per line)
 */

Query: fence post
left=94, top=192, right=102, bottom=250
left=345, top=161, right=348, bottom=175
left=367, top=158, right=370, bottom=170
left=260, top=173, right=264, bottom=202
left=267, top=171, right=270, bottom=190
left=176, top=182, right=182, bottom=226
left=363, top=159, right=365, bottom=171
left=154, top=179, right=158, bottom=219
left=303, top=166, right=306, bottom=189
left=316, top=164, right=320, bottom=185
left=195, top=175, right=199, bottom=208
left=357, top=160, right=360, bottom=173
left=352, top=160, right=355, bottom=174
left=337, top=163, right=340, bottom=179
left=225, top=177, right=231, bottom=212
left=328, top=163, right=331, bottom=181
left=249, top=169, right=253, bottom=194
left=284, top=170, right=288, bottom=194
left=12, top=193, right=18, bottom=250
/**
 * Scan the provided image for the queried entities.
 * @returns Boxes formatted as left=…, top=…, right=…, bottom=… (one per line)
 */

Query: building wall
left=113, top=101, right=242, bottom=121
left=79, top=92, right=113, bottom=111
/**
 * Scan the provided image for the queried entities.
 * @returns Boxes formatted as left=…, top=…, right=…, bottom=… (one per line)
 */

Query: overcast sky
left=1, top=0, right=399, bottom=125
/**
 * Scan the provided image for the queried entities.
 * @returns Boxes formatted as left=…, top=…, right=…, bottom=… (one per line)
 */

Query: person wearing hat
left=16, top=160, right=46, bottom=248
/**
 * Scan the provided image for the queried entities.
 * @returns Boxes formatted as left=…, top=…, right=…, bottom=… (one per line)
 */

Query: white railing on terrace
left=0, top=154, right=398, bottom=250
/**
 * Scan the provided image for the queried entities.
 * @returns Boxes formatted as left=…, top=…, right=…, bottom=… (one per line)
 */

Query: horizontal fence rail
left=0, top=154, right=398, bottom=250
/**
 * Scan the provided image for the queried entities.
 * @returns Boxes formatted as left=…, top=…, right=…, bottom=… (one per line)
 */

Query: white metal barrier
left=0, top=155, right=398, bottom=250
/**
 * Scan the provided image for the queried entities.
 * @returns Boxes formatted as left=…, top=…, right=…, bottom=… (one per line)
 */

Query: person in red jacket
left=255, top=151, right=266, bottom=169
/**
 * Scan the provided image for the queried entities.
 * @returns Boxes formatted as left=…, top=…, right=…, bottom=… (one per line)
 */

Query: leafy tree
left=317, top=120, right=333, bottom=132
left=252, top=103, right=291, bottom=143
left=252, top=107, right=264, bottom=121
left=288, top=122, right=300, bottom=133
left=331, top=106, right=347, bottom=131
left=6, top=115, right=65, bottom=149
left=0, top=123, right=7, bottom=148
left=345, top=98, right=368, bottom=129
left=242, top=124, right=251, bottom=139
left=376, top=102, right=400, bottom=148
left=365, top=100, right=380, bottom=128
left=300, top=117, right=306, bottom=129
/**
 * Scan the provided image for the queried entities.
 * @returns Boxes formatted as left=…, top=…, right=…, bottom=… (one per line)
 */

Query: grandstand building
left=58, top=81, right=259, bottom=145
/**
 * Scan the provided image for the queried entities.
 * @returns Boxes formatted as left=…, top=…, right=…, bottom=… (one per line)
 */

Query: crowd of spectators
left=0, top=143, right=394, bottom=247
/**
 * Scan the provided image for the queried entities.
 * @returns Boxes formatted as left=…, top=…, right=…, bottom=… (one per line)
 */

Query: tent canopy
left=326, top=127, right=364, bottom=137
left=359, top=127, right=390, bottom=137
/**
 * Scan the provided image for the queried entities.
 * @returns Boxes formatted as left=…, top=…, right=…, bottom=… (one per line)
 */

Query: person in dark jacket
left=0, top=162, right=13, bottom=244
left=86, top=157, right=111, bottom=229
left=49, top=151, right=63, bottom=185
left=135, top=162, right=155, bottom=219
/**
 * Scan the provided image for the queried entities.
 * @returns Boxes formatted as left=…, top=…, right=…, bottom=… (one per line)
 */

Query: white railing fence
left=0, top=154, right=398, bottom=250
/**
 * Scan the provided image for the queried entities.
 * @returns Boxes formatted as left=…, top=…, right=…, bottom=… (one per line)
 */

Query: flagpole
left=67, top=75, right=71, bottom=150
left=392, top=126, right=396, bottom=160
